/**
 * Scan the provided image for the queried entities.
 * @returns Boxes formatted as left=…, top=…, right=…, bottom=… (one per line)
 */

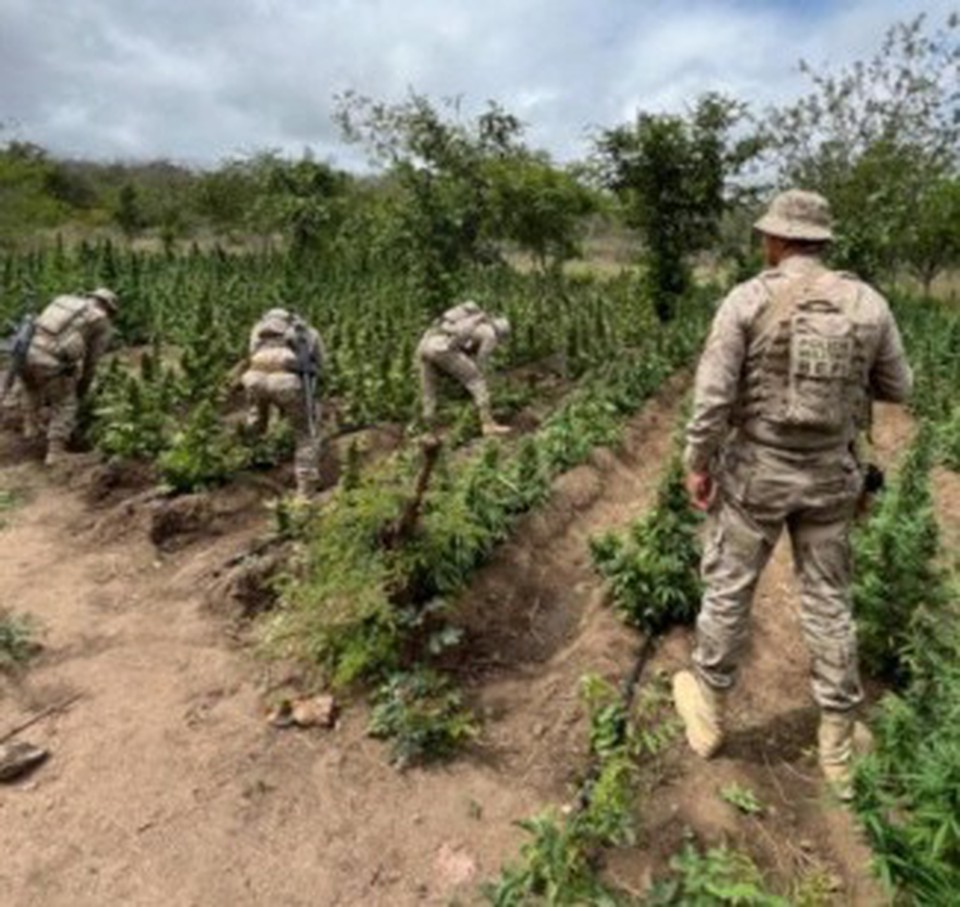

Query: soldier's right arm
left=472, top=322, right=499, bottom=365
left=683, top=284, right=757, bottom=473
left=249, top=323, right=264, bottom=356
left=869, top=303, right=912, bottom=404
left=78, top=313, right=112, bottom=396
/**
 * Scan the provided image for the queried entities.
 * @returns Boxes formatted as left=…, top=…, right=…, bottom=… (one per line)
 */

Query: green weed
left=591, top=454, right=702, bottom=635
left=647, top=842, right=789, bottom=906
left=853, top=604, right=960, bottom=902
left=368, top=667, right=478, bottom=768
left=719, top=783, right=764, bottom=816
left=0, top=608, right=41, bottom=671
left=158, top=398, right=248, bottom=493
left=0, top=486, right=26, bottom=529
left=852, top=422, right=948, bottom=683
left=482, top=810, right=627, bottom=907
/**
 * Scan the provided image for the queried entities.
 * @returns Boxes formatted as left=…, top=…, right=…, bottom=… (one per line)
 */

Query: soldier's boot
left=22, top=414, right=39, bottom=442
left=44, top=440, right=68, bottom=468
left=819, top=710, right=855, bottom=801
left=478, top=405, right=510, bottom=438
left=293, top=460, right=320, bottom=503
left=673, top=670, right=725, bottom=759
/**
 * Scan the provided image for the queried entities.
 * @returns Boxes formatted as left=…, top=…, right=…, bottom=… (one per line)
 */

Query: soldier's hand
left=685, top=471, right=715, bottom=512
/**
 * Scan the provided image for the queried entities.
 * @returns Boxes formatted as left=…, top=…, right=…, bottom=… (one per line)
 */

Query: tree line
left=1, top=13, right=957, bottom=312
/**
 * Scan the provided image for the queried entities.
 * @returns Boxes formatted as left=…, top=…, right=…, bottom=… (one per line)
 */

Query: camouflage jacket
left=684, top=255, right=912, bottom=473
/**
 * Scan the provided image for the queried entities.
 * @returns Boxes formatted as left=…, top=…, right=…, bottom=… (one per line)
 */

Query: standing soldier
left=416, top=300, right=511, bottom=437
left=18, top=288, right=119, bottom=466
left=241, top=308, right=324, bottom=499
left=673, top=190, right=912, bottom=798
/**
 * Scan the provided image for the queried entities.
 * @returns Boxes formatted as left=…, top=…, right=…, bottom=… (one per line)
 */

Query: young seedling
left=719, top=782, right=764, bottom=816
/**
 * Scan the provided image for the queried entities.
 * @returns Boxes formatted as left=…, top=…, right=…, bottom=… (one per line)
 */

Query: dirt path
left=0, top=397, right=915, bottom=906
left=0, top=452, right=549, bottom=906
left=602, top=407, right=915, bottom=904
left=0, top=382, right=689, bottom=907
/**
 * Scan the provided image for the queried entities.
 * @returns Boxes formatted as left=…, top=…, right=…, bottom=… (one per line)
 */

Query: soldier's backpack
left=32, top=296, right=91, bottom=365
left=754, top=274, right=863, bottom=433
left=437, top=302, right=488, bottom=352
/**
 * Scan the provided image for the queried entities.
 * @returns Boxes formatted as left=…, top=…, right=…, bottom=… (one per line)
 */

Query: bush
left=369, top=668, right=478, bottom=768
left=854, top=605, right=960, bottom=902
left=937, top=403, right=960, bottom=472
left=591, top=455, right=702, bottom=634
left=157, top=398, right=247, bottom=493
left=648, top=842, right=789, bottom=906
left=852, top=423, right=948, bottom=683
left=0, top=608, right=41, bottom=671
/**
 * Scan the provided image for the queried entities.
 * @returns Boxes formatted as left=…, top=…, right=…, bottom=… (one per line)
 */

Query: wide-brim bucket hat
left=754, top=189, right=834, bottom=242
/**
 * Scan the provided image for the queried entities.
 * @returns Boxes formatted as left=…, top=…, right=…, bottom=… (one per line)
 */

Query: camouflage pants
left=693, top=439, right=865, bottom=712
left=417, top=345, right=490, bottom=424
left=19, top=365, right=79, bottom=452
left=245, top=381, right=320, bottom=496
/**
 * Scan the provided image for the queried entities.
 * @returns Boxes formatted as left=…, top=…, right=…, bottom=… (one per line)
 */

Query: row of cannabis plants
left=850, top=294, right=960, bottom=903
left=262, top=292, right=711, bottom=767
left=3, top=240, right=659, bottom=431
left=486, top=438, right=814, bottom=904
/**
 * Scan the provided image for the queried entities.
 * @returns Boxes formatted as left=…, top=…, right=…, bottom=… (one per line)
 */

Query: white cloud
left=0, top=0, right=953, bottom=166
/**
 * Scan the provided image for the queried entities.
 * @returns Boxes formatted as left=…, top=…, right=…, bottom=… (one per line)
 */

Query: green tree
left=484, top=153, right=600, bottom=273
left=595, top=93, right=759, bottom=320
left=247, top=152, right=351, bottom=256
left=766, top=14, right=960, bottom=283
left=902, top=177, right=960, bottom=296
left=194, top=159, right=260, bottom=231
left=0, top=141, right=68, bottom=245
left=114, top=183, right=145, bottom=239
left=336, top=92, right=598, bottom=305
left=336, top=91, right=524, bottom=308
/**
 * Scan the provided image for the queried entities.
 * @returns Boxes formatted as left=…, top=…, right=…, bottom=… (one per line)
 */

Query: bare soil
left=0, top=396, right=931, bottom=906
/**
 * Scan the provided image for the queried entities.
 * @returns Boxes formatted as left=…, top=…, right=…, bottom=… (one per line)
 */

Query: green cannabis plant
left=591, top=455, right=703, bottom=635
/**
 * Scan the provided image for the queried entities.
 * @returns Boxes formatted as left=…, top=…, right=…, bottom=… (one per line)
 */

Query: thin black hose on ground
left=574, top=632, right=659, bottom=813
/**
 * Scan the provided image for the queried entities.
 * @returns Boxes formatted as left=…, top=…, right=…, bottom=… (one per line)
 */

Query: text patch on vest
left=786, top=306, right=855, bottom=430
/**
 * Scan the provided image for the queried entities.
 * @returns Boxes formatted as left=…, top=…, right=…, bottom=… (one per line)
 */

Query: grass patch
left=368, top=667, right=478, bottom=769
left=719, top=783, right=764, bottom=816
left=648, top=841, right=789, bottom=906
left=0, top=486, right=27, bottom=529
left=0, top=608, right=41, bottom=671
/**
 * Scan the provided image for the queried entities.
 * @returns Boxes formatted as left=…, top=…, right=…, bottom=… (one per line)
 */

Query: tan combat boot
left=673, top=670, right=725, bottom=759
left=479, top=408, right=511, bottom=438
left=22, top=415, right=39, bottom=442
left=819, top=710, right=855, bottom=801
left=44, top=441, right=67, bottom=468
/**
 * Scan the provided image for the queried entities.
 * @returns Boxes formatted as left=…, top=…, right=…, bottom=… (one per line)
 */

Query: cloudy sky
left=0, top=0, right=953, bottom=168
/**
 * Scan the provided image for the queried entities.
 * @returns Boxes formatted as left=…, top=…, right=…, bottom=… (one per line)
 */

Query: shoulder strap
left=752, top=272, right=837, bottom=341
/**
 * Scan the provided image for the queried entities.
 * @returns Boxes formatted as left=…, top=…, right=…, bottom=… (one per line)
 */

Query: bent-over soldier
left=20, top=287, right=118, bottom=466
left=241, top=308, right=324, bottom=499
left=673, top=189, right=912, bottom=798
left=416, top=301, right=511, bottom=437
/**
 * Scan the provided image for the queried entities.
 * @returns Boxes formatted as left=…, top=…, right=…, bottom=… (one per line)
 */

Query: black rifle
left=291, top=321, right=319, bottom=440
left=0, top=314, right=37, bottom=405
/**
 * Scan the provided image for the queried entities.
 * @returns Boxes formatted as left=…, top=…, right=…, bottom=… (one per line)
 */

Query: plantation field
left=1, top=238, right=959, bottom=906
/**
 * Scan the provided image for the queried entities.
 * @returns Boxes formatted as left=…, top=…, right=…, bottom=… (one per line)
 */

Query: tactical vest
left=31, top=296, right=92, bottom=365
left=249, top=314, right=318, bottom=374
left=740, top=272, right=870, bottom=443
left=435, top=303, right=488, bottom=352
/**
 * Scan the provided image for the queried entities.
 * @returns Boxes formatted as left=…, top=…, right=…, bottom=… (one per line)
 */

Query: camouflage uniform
left=684, top=194, right=912, bottom=718
left=20, top=290, right=117, bottom=464
left=416, top=301, right=510, bottom=433
left=241, top=308, right=324, bottom=497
